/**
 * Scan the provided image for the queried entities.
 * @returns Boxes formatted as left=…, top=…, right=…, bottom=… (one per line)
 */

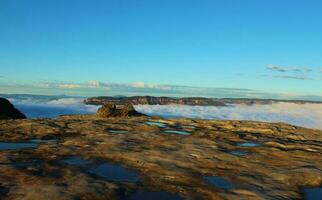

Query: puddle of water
left=237, top=142, right=261, bottom=147
left=29, top=139, right=57, bottom=143
left=164, top=130, right=191, bottom=135
left=204, top=176, right=233, bottom=190
left=145, top=122, right=167, bottom=128
left=181, top=125, right=195, bottom=129
left=61, top=156, right=140, bottom=183
left=12, top=162, right=38, bottom=169
left=61, top=156, right=92, bottom=166
left=109, top=130, right=129, bottom=134
left=124, top=189, right=185, bottom=200
left=47, top=170, right=64, bottom=178
left=0, top=186, right=9, bottom=196
left=88, top=163, right=139, bottom=183
left=303, top=188, right=322, bottom=200
left=0, top=142, right=38, bottom=150
left=228, top=150, right=248, bottom=156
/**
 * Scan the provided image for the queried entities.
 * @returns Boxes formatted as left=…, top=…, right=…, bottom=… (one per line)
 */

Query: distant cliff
left=84, top=96, right=322, bottom=106
left=84, top=96, right=227, bottom=106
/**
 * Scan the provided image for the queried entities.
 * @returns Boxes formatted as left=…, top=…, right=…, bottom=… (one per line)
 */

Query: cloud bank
left=5, top=94, right=322, bottom=130
left=135, top=103, right=322, bottom=130
left=10, top=97, right=99, bottom=118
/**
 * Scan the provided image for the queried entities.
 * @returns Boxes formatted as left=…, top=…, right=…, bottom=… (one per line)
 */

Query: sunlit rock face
left=0, top=97, right=26, bottom=120
left=96, top=103, right=145, bottom=118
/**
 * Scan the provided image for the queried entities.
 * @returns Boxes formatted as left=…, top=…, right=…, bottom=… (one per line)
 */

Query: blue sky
left=0, top=0, right=321, bottom=99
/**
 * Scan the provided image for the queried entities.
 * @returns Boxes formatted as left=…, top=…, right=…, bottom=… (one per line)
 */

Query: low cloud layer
left=5, top=95, right=322, bottom=130
left=10, top=97, right=99, bottom=118
left=135, top=103, right=322, bottom=130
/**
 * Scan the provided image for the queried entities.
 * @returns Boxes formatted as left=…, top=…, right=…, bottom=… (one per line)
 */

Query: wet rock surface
left=0, top=115, right=321, bottom=199
left=0, top=97, right=26, bottom=120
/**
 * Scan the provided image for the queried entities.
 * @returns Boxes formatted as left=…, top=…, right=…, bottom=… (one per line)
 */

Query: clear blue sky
left=0, top=0, right=321, bottom=99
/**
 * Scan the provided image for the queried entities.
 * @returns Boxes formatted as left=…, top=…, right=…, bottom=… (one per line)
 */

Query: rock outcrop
left=96, top=103, right=145, bottom=118
left=0, top=97, right=26, bottom=120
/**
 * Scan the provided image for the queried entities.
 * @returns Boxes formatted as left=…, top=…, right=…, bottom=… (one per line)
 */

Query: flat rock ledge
left=0, top=115, right=321, bottom=200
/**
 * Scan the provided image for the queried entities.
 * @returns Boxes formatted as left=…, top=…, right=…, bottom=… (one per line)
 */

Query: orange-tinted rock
left=96, top=103, right=145, bottom=118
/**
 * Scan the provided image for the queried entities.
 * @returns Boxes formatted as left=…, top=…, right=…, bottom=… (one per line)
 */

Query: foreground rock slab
left=0, top=115, right=321, bottom=200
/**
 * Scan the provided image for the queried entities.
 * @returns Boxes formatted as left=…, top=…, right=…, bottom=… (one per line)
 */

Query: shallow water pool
left=61, top=156, right=140, bottom=183
left=88, top=162, right=139, bottom=183
left=145, top=121, right=168, bottom=128
left=0, top=142, right=38, bottom=150
left=124, top=189, right=185, bottom=200
left=237, top=142, right=261, bottom=147
left=204, top=176, right=233, bottom=190
left=108, top=130, right=129, bottom=134
left=164, top=130, right=191, bottom=135
left=303, top=187, right=322, bottom=200
left=227, top=150, right=248, bottom=156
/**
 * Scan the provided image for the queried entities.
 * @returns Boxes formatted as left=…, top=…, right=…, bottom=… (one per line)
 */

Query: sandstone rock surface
left=0, top=97, right=26, bottom=120
left=96, top=103, right=145, bottom=118
left=0, top=115, right=321, bottom=200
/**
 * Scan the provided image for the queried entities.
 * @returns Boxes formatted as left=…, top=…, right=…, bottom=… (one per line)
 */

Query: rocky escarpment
left=85, top=96, right=322, bottom=106
left=85, top=96, right=227, bottom=106
left=0, top=115, right=321, bottom=200
left=0, top=97, right=26, bottom=120
left=96, top=103, right=145, bottom=118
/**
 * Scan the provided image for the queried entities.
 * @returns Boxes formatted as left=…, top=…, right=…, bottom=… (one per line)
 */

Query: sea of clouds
left=6, top=95, right=322, bottom=130
left=9, top=97, right=99, bottom=118
left=135, top=103, right=322, bottom=130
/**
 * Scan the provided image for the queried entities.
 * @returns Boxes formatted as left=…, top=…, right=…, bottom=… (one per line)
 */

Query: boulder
left=96, top=103, right=144, bottom=118
left=0, top=97, right=26, bottom=120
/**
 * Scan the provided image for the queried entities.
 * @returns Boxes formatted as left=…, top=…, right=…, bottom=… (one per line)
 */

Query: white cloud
left=129, top=82, right=146, bottom=88
left=266, top=64, right=312, bottom=73
left=135, top=103, right=322, bottom=130
left=116, top=82, right=172, bottom=90
left=87, top=80, right=101, bottom=88
left=270, top=75, right=314, bottom=80
left=58, top=84, right=81, bottom=89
